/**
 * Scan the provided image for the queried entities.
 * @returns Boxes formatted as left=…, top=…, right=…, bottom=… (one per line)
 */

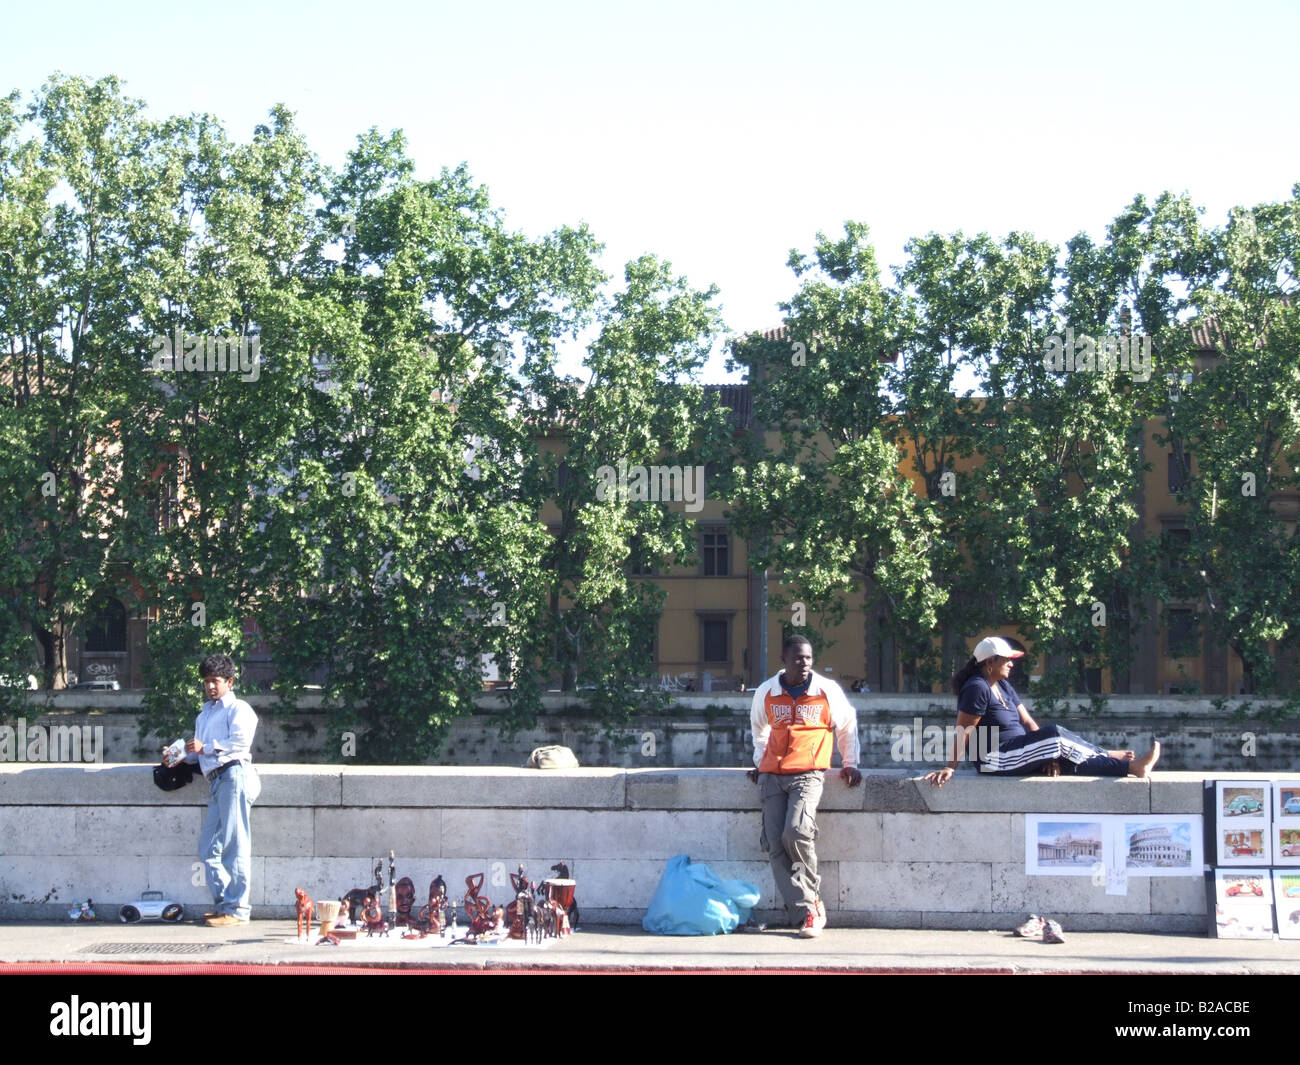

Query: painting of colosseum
left=1124, top=819, right=1198, bottom=873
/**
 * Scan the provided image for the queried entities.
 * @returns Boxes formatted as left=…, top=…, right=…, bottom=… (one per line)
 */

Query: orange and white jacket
left=750, top=671, right=860, bottom=774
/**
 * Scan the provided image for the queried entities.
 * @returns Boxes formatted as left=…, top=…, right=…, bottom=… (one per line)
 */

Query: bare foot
left=1108, top=749, right=1136, bottom=761
left=1039, top=759, right=1061, bottom=777
left=1129, top=741, right=1161, bottom=779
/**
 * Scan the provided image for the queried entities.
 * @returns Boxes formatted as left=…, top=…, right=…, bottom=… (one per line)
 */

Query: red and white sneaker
left=799, top=898, right=827, bottom=938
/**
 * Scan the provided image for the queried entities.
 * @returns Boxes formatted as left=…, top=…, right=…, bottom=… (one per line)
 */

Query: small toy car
left=119, top=891, right=184, bottom=923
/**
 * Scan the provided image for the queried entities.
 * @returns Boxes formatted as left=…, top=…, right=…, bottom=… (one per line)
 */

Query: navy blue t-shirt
left=958, top=676, right=1024, bottom=744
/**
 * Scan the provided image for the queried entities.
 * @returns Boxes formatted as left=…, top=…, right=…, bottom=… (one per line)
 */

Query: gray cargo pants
left=758, top=770, right=823, bottom=924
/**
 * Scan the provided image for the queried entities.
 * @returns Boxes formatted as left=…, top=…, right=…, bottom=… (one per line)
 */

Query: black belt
left=205, top=760, right=243, bottom=784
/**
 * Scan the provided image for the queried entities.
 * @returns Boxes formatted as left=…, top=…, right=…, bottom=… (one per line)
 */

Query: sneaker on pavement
left=1042, top=918, right=1066, bottom=944
left=799, top=898, right=827, bottom=938
left=1014, top=914, right=1045, bottom=938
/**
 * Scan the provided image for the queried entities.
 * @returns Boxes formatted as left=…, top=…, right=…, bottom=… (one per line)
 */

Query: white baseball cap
left=973, top=636, right=1025, bottom=662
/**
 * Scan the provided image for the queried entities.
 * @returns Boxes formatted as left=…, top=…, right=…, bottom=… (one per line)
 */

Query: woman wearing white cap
left=925, top=636, right=1160, bottom=787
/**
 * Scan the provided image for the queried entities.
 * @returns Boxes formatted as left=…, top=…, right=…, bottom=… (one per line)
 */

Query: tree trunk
left=36, top=623, right=69, bottom=689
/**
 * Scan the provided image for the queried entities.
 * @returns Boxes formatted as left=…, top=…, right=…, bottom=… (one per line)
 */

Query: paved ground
left=3, top=918, right=1298, bottom=974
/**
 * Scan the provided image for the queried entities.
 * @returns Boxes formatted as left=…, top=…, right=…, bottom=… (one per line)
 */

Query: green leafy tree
left=113, top=103, right=325, bottom=743
left=954, top=194, right=1206, bottom=701
left=888, top=229, right=1057, bottom=684
left=730, top=223, right=945, bottom=690
left=0, top=75, right=185, bottom=694
left=1162, top=187, right=1300, bottom=694
left=248, top=131, right=605, bottom=760
left=524, top=254, right=729, bottom=718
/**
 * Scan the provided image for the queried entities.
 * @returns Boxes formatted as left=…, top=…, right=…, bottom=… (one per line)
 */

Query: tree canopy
left=2, top=74, right=1296, bottom=748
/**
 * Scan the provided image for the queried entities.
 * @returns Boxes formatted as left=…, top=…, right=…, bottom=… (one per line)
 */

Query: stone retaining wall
left=0, top=764, right=1238, bottom=931
left=6, top=692, right=1299, bottom=771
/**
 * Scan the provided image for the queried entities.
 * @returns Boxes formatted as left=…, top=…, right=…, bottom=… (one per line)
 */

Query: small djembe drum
left=316, top=899, right=341, bottom=936
left=544, top=879, right=576, bottom=910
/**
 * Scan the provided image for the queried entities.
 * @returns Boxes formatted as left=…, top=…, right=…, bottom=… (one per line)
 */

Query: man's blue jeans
left=199, top=762, right=253, bottom=919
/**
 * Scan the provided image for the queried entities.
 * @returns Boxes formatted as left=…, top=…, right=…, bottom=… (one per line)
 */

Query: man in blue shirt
left=177, top=654, right=259, bottom=926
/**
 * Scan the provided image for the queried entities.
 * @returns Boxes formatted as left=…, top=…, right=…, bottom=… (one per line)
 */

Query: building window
left=701, top=527, right=729, bottom=576
left=701, top=618, right=729, bottom=663
left=1168, top=441, right=1190, bottom=494
left=626, top=534, right=655, bottom=577
left=1165, top=608, right=1198, bottom=659
left=1160, top=522, right=1193, bottom=582
left=83, top=595, right=127, bottom=653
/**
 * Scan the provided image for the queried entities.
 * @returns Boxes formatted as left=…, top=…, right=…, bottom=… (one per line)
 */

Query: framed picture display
left=1273, top=871, right=1300, bottom=940
left=1025, top=816, right=1106, bottom=877
left=1273, top=781, right=1300, bottom=867
left=1215, top=781, right=1271, bottom=866
left=1025, top=815, right=1203, bottom=888
left=1212, top=869, right=1274, bottom=939
left=1120, top=818, right=1201, bottom=876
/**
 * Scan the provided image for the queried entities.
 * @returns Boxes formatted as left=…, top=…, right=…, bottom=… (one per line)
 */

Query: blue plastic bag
left=642, top=854, right=761, bottom=935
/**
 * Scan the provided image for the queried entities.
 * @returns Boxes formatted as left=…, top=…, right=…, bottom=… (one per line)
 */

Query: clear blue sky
left=4, top=0, right=1298, bottom=379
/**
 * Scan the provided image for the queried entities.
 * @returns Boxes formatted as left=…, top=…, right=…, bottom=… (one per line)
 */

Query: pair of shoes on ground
left=1013, top=913, right=1065, bottom=943
left=798, top=898, right=827, bottom=939
left=204, top=913, right=249, bottom=927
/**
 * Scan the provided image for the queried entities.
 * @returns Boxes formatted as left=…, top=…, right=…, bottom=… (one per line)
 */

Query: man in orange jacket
left=749, top=635, right=861, bottom=937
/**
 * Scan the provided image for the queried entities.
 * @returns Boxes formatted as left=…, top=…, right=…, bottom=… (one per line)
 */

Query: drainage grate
left=80, top=942, right=223, bottom=956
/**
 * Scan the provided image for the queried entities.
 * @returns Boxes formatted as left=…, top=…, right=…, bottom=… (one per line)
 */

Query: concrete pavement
left=3, top=918, right=1297, bottom=973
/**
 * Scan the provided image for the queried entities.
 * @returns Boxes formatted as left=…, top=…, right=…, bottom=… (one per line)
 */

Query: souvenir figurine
left=463, top=871, right=485, bottom=906
left=508, top=865, right=531, bottom=940
left=395, top=877, right=416, bottom=927
left=294, top=887, right=314, bottom=940
left=362, top=891, right=389, bottom=937
left=387, top=851, right=398, bottom=923
left=342, top=859, right=384, bottom=923
left=463, top=872, right=495, bottom=935
left=416, top=876, right=447, bottom=934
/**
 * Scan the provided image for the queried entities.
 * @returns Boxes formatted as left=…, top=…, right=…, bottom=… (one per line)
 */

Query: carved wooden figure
left=294, top=887, right=314, bottom=940
left=362, top=891, right=389, bottom=937
left=395, top=877, right=415, bottom=926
